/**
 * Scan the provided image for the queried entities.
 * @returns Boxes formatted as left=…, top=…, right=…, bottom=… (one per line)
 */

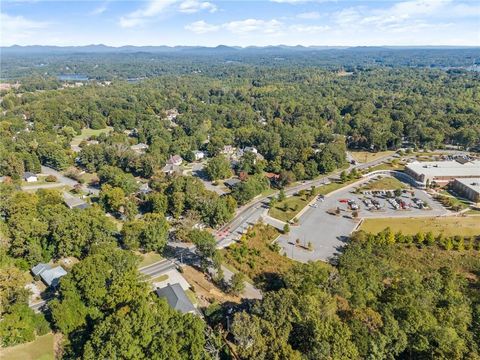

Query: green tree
left=205, top=155, right=231, bottom=181
left=229, top=272, right=246, bottom=295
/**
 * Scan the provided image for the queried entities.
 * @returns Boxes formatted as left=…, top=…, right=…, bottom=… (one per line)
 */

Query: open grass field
left=70, top=127, right=113, bottom=146
left=350, top=150, right=396, bottom=163
left=0, top=333, right=54, bottom=360
left=360, top=216, right=480, bottom=237
left=367, top=161, right=406, bottom=172
left=221, top=224, right=296, bottom=286
left=269, top=193, right=313, bottom=222
left=361, top=176, right=407, bottom=191
left=138, top=252, right=163, bottom=268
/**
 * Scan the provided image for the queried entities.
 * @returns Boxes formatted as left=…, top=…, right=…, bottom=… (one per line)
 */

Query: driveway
left=40, top=166, right=99, bottom=195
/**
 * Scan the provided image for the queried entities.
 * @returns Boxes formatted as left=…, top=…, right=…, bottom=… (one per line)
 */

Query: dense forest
left=2, top=46, right=480, bottom=80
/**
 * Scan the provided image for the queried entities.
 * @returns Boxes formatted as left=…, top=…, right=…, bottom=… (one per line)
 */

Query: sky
left=1, top=0, right=479, bottom=47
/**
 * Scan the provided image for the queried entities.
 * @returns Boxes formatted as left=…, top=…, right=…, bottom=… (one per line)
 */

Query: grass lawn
left=316, top=177, right=360, bottom=196
left=361, top=176, right=407, bottom=191
left=221, top=223, right=296, bottom=287
left=70, top=127, right=113, bottom=147
left=350, top=150, right=396, bottom=163
left=0, top=333, right=54, bottom=360
left=360, top=216, right=480, bottom=237
left=138, top=252, right=164, bottom=268
left=150, top=274, right=169, bottom=282
left=269, top=193, right=313, bottom=222
left=366, top=161, right=406, bottom=172
left=185, top=289, right=198, bottom=305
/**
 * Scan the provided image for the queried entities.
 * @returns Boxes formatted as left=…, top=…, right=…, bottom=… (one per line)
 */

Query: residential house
left=31, top=263, right=67, bottom=287
left=155, top=283, right=197, bottom=314
left=224, top=178, right=241, bottom=189
left=162, top=164, right=181, bottom=176
left=265, top=172, right=280, bottom=186
left=23, top=172, right=38, bottom=183
left=193, top=150, right=205, bottom=161
left=221, top=145, right=235, bottom=155
left=138, top=182, right=152, bottom=194
left=167, top=155, right=183, bottom=166
left=63, top=192, right=90, bottom=210
left=130, top=143, right=149, bottom=154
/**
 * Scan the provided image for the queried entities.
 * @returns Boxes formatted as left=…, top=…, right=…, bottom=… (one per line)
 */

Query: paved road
left=139, top=259, right=176, bottom=277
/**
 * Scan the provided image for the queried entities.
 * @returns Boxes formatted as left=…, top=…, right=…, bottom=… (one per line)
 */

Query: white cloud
left=179, top=0, right=217, bottom=14
left=289, top=24, right=329, bottom=33
left=334, top=0, right=479, bottom=31
left=120, top=0, right=179, bottom=28
left=0, top=12, right=49, bottom=45
left=297, top=11, right=321, bottom=19
left=185, top=18, right=331, bottom=36
left=91, top=3, right=108, bottom=15
left=224, top=19, right=283, bottom=35
left=185, top=20, right=219, bottom=33
left=119, top=0, right=218, bottom=28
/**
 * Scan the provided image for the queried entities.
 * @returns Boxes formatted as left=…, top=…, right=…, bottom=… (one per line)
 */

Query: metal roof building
left=405, top=160, right=480, bottom=186
left=31, top=263, right=67, bottom=287
left=155, top=283, right=197, bottom=314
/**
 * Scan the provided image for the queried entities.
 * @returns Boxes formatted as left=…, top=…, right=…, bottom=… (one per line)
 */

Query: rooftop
left=155, top=283, right=196, bottom=314
left=406, top=160, right=480, bottom=178
left=31, top=263, right=67, bottom=287
left=454, top=178, right=480, bottom=193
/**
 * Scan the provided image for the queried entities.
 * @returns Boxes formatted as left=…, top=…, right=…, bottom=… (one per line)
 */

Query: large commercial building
left=452, top=178, right=480, bottom=203
left=405, top=160, right=480, bottom=187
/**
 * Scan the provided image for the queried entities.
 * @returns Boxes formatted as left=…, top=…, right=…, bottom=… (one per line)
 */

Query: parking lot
left=276, top=176, right=449, bottom=263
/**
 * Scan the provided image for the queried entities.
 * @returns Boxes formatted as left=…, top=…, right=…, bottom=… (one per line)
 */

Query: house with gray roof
left=23, top=172, right=38, bottom=182
left=31, top=263, right=67, bottom=287
left=63, top=192, right=90, bottom=210
left=155, top=283, right=197, bottom=314
left=224, top=178, right=241, bottom=189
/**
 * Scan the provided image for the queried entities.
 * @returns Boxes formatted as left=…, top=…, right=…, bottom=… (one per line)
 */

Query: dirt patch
left=181, top=265, right=240, bottom=307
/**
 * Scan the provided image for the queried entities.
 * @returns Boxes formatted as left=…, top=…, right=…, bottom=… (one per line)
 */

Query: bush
left=45, top=175, right=57, bottom=182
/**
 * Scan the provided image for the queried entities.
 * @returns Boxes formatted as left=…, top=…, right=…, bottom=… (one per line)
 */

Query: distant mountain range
left=2, top=44, right=477, bottom=55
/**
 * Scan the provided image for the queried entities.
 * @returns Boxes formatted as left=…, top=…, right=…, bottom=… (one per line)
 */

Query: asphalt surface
left=139, top=259, right=176, bottom=277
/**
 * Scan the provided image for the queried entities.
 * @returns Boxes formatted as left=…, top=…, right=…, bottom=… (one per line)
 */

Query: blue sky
left=1, top=0, right=479, bottom=46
